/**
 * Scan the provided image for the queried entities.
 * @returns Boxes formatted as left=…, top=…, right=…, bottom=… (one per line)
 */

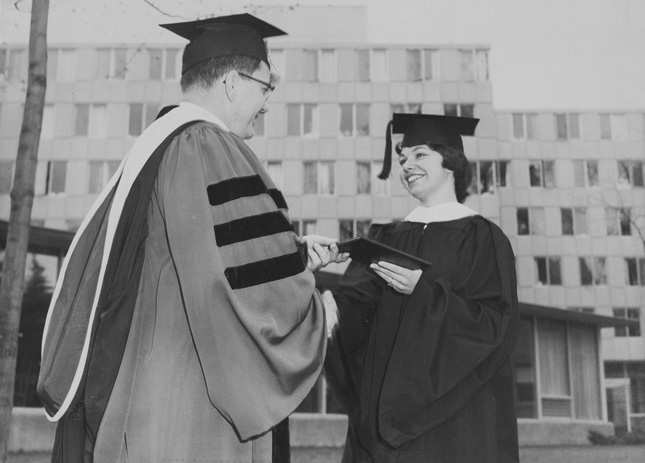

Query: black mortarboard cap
left=378, top=113, right=479, bottom=179
left=160, top=13, right=287, bottom=74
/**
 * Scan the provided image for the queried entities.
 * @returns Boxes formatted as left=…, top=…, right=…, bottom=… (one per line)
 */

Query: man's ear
left=223, top=70, right=239, bottom=101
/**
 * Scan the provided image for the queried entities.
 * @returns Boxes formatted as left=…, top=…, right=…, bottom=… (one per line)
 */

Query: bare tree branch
left=141, top=0, right=185, bottom=18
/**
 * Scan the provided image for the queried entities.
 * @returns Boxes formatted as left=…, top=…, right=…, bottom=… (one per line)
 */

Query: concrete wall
left=10, top=408, right=615, bottom=453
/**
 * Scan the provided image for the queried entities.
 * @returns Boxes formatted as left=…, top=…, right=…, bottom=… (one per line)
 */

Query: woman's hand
left=299, top=235, right=350, bottom=272
left=370, top=261, right=422, bottom=295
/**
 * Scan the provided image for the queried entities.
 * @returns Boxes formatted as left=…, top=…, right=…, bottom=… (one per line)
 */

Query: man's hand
left=298, top=235, right=349, bottom=272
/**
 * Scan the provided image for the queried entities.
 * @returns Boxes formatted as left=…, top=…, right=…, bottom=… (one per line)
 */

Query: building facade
left=1, top=24, right=643, bottom=439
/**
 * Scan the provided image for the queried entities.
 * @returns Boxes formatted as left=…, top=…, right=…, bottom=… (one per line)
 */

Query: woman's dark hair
left=180, top=54, right=262, bottom=92
left=429, top=144, right=472, bottom=204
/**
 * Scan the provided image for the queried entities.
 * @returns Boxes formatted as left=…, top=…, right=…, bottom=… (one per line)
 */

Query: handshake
left=296, top=235, right=350, bottom=272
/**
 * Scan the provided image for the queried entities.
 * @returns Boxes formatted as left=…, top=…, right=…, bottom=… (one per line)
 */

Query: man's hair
left=428, top=144, right=472, bottom=204
left=180, top=54, right=263, bottom=92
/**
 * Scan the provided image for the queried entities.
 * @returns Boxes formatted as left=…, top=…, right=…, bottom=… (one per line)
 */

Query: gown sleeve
left=378, top=218, right=520, bottom=447
left=157, top=123, right=326, bottom=440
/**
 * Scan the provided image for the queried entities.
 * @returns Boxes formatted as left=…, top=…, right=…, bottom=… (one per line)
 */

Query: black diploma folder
left=337, top=237, right=431, bottom=270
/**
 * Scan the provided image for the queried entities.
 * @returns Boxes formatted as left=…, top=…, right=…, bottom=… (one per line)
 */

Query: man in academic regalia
left=37, top=14, right=343, bottom=463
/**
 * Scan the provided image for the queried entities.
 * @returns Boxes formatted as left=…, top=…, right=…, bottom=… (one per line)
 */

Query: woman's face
left=397, top=144, right=454, bottom=205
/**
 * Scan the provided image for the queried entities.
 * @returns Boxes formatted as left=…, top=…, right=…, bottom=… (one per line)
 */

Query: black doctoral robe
left=326, top=215, right=520, bottom=463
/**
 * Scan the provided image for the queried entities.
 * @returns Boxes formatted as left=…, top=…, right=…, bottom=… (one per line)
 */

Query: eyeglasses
left=238, top=72, right=275, bottom=94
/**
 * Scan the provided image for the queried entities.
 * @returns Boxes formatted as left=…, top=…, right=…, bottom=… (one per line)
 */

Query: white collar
left=404, top=202, right=478, bottom=224
left=179, top=101, right=231, bottom=132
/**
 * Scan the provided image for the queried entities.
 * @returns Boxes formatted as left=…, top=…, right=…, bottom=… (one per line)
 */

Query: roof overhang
left=0, top=220, right=75, bottom=256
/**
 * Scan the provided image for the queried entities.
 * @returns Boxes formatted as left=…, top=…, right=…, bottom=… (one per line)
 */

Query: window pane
left=475, top=49, right=488, bottom=81
left=423, top=49, right=436, bottom=80
left=371, top=49, right=387, bottom=82
left=619, top=209, right=631, bottom=235
left=89, top=161, right=104, bottom=194
left=526, top=114, right=538, bottom=140
left=339, top=220, right=353, bottom=241
left=529, top=161, right=542, bottom=187
left=549, top=257, right=562, bottom=285
left=460, top=49, right=474, bottom=81
left=543, top=161, right=555, bottom=188
left=561, top=208, right=574, bottom=235
left=606, top=208, right=619, bottom=235
left=372, top=162, right=389, bottom=195
left=57, top=49, right=76, bottom=82
left=304, top=162, right=317, bottom=194
left=460, top=104, right=474, bottom=119
left=570, top=324, right=601, bottom=419
left=580, top=257, right=593, bottom=286
left=41, top=105, right=55, bottom=139
left=512, top=114, right=524, bottom=139
left=517, top=208, right=529, bottom=235
left=357, top=49, right=370, bottom=81
left=628, top=309, right=641, bottom=337
left=304, top=104, right=318, bottom=136
left=640, top=258, right=645, bottom=286
left=617, top=161, right=630, bottom=185
left=266, top=161, right=282, bottom=190
left=339, top=104, right=353, bottom=136
left=530, top=208, right=545, bottom=235
left=75, top=104, right=90, bottom=136
left=356, top=220, right=371, bottom=238
left=538, top=320, right=570, bottom=395
left=8, top=49, right=24, bottom=81
left=536, top=257, right=547, bottom=284
left=594, top=257, right=607, bottom=285
left=89, top=104, right=107, bottom=138
left=148, top=49, right=162, bottom=80
left=303, top=50, right=318, bottom=82
left=356, top=162, right=371, bottom=194
left=407, top=49, right=421, bottom=81
left=113, top=49, right=127, bottom=79
left=303, top=220, right=317, bottom=235
left=613, top=309, right=627, bottom=337
left=555, top=114, right=567, bottom=139
left=319, top=161, right=334, bottom=194
left=587, top=161, right=599, bottom=186
left=634, top=162, right=644, bottom=187
left=479, top=161, right=494, bottom=194
left=574, top=208, right=587, bottom=235
left=573, top=161, right=585, bottom=187
left=626, top=258, right=638, bottom=286
left=497, top=161, right=510, bottom=187
left=95, top=49, right=110, bottom=79
left=444, top=103, right=458, bottom=117
left=569, top=114, right=580, bottom=139
left=320, top=49, right=335, bottom=82
left=512, top=318, right=537, bottom=418
left=0, top=161, right=13, bottom=194
left=50, top=161, right=67, bottom=194
left=145, top=104, right=158, bottom=129
left=129, top=104, right=143, bottom=136
left=165, top=49, right=178, bottom=80
left=356, top=104, right=370, bottom=136
left=599, top=114, right=611, bottom=139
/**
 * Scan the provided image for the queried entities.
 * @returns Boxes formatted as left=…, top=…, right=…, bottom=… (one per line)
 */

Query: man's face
left=230, top=62, right=273, bottom=139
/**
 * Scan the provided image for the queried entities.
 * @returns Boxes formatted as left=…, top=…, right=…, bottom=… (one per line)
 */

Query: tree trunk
left=0, top=0, right=49, bottom=460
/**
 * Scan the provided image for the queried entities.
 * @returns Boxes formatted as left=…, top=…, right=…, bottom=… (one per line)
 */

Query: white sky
left=1, top=0, right=644, bottom=111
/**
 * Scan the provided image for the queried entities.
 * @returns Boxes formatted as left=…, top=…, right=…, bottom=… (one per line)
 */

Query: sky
left=1, top=0, right=644, bottom=111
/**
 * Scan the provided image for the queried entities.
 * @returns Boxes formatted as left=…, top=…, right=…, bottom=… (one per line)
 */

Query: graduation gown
left=326, top=213, right=520, bottom=463
left=37, top=102, right=325, bottom=462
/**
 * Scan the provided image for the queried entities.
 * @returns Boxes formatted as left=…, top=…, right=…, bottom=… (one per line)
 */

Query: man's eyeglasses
left=238, top=72, right=275, bottom=94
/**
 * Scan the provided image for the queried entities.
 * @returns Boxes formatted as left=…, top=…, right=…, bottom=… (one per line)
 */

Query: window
left=89, top=160, right=120, bottom=194
left=356, top=49, right=370, bottom=81
left=0, top=48, right=26, bottom=82
left=147, top=48, right=179, bottom=81
left=75, top=104, right=108, bottom=138
left=371, top=49, right=388, bottom=82
left=303, top=49, right=318, bottom=82
left=528, top=160, right=555, bottom=188
left=517, top=207, right=545, bottom=235
left=95, top=48, right=128, bottom=80
left=561, top=207, right=587, bottom=235
left=319, top=49, right=336, bottom=82
left=391, top=103, right=422, bottom=116
left=537, top=320, right=571, bottom=417
left=406, top=48, right=439, bottom=81
left=339, top=219, right=371, bottom=241
left=44, top=161, right=67, bottom=195
left=339, top=104, right=370, bottom=137
left=304, top=161, right=334, bottom=195
left=573, top=160, right=599, bottom=187
left=512, top=113, right=538, bottom=140
left=128, top=104, right=159, bottom=137
left=617, top=160, right=644, bottom=187
left=356, top=162, right=371, bottom=195
left=469, top=161, right=510, bottom=194
left=606, top=208, right=631, bottom=236
left=579, top=257, right=607, bottom=286
left=265, top=161, right=283, bottom=190
left=48, top=48, right=76, bottom=82
left=287, top=104, right=319, bottom=137
left=535, top=256, right=562, bottom=285
left=555, top=113, right=580, bottom=140
left=268, top=49, right=285, bottom=80
left=460, top=49, right=489, bottom=81
left=0, top=161, right=13, bottom=194
left=625, top=258, right=645, bottom=286
left=302, top=220, right=317, bottom=235
left=444, top=103, right=474, bottom=118
left=600, top=113, right=628, bottom=141
left=511, top=318, right=537, bottom=418
left=613, top=308, right=641, bottom=337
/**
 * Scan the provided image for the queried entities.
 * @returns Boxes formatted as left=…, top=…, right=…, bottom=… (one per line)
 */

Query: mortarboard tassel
left=377, top=120, right=393, bottom=180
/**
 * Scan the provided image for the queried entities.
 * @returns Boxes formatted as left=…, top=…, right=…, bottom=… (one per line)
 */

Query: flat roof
left=0, top=220, right=75, bottom=256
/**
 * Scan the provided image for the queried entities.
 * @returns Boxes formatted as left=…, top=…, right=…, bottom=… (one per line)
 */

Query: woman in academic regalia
left=324, top=113, right=521, bottom=463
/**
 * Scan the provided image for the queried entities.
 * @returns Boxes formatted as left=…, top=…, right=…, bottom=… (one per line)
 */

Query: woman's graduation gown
left=326, top=214, right=520, bottom=463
